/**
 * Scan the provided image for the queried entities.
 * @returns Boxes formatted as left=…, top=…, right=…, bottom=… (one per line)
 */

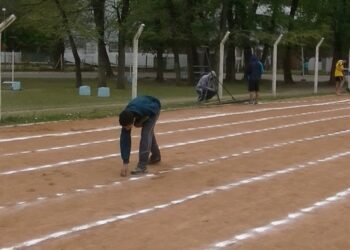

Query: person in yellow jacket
left=334, top=59, right=346, bottom=95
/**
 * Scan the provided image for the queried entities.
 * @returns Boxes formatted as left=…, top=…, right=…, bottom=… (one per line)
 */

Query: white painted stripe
left=0, top=126, right=117, bottom=143
left=209, top=187, right=350, bottom=249
left=2, top=151, right=350, bottom=249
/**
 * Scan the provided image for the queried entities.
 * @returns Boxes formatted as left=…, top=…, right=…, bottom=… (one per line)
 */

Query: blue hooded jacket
left=120, top=96, right=161, bottom=164
left=246, top=55, right=264, bottom=81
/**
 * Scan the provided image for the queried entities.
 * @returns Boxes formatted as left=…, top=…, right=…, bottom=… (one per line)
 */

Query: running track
left=1, top=95, right=350, bottom=249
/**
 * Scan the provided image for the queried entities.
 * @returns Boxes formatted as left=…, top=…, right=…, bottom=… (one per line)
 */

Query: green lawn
left=0, top=76, right=334, bottom=125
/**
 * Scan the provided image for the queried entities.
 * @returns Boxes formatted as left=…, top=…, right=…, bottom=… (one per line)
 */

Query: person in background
left=334, top=59, right=347, bottom=96
left=119, top=96, right=161, bottom=176
left=196, top=71, right=217, bottom=102
left=246, top=55, right=264, bottom=104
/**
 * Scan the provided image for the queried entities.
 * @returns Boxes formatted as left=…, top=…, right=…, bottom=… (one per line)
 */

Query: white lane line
left=0, top=126, right=117, bottom=143
left=2, top=113, right=350, bottom=176
left=208, top=187, right=350, bottom=249
left=2, top=150, right=350, bottom=250
left=1, top=99, right=349, bottom=143
left=0, top=138, right=118, bottom=157
left=2, top=105, right=350, bottom=158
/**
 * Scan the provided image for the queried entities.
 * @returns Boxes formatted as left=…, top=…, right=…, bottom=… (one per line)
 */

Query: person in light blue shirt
left=119, top=96, right=161, bottom=176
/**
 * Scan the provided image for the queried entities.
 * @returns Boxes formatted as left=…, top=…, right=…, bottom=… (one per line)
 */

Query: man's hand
left=120, top=164, right=128, bottom=177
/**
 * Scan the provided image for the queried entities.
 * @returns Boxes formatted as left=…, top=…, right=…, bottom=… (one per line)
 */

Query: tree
left=224, top=0, right=236, bottom=81
left=14, top=0, right=87, bottom=87
left=53, top=0, right=83, bottom=87
left=114, top=0, right=130, bottom=89
left=91, top=0, right=113, bottom=87
left=165, top=0, right=183, bottom=82
left=127, top=0, right=173, bottom=83
left=321, top=0, right=350, bottom=83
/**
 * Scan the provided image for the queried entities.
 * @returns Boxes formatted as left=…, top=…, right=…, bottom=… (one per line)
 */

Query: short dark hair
left=119, top=110, right=134, bottom=126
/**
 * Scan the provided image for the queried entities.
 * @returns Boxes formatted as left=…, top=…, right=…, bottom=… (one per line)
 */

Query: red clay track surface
left=1, top=95, right=350, bottom=250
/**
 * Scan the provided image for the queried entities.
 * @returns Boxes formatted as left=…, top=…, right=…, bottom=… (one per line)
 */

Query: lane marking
left=2, top=113, right=350, bottom=176
left=2, top=150, right=350, bottom=250
left=208, top=187, right=350, bottom=249
left=1, top=99, right=349, bottom=143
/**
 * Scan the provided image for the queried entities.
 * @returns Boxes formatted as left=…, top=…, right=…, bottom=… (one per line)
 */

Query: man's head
left=119, top=110, right=134, bottom=129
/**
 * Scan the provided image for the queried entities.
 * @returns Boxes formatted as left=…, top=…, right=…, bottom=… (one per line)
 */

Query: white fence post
left=132, top=23, right=145, bottom=99
left=314, top=37, right=324, bottom=94
left=219, top=31, right=230, bottom=99
left=272, top=34, right=283, bottom=97
left=0, top=14, right=16, bottom=121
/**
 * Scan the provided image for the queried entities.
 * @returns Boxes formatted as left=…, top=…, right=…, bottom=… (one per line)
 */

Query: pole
left=272, top=34, right=283, bottom=97
left=218, top=31, right=230, bottom=99
left=314, top=37, right=324, bottom=94
left=0, top=14, right=16, bottom=121
left=132, top=23, right=145, bottom=99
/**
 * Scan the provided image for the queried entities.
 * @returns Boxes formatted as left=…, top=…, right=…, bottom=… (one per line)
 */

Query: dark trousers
left=137, top=113, right=160, bottom=169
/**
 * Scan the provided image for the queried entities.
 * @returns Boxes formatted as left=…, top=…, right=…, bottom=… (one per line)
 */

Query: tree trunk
left=115, top=0, right=130, bottom=89
left=217, top=0, right=228, bottom=80
left=330, top=31, right=343, bottom=84
left=187, top=46, right=195, bottom=85
left=225, top=44, right=235, bottom=81
left=52, top=38, right=65, bottom=71
left=166, top=0, right=181, bottom=82
left=53, top=0, right=82, bottom=88
left=283, top=0, right=299, bottom=84
left=185, top=0, right=195, bottom=85
left=155, top=48, right=164, bottom=82
left=117, top=30, right=127, bottom=89
left=97, top=39, right=107, bottom=87
left=225, top=0, right=236, bottom=81
left=261, top=44, right=270, bottom=68
left=101, top=42, right=114, bottom=78
left=283, top=46, right=294, bottom=84
left=173, top=47, right=181, bottom=82
left=91, top=0, right=107, bottom=87
left=243, top=46, right=252, bottom=78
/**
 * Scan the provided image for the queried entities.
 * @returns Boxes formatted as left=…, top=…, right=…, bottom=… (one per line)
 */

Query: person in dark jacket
left=119, top=96, right=161, bottom=176
left=246, top=55, right=264, bottom=104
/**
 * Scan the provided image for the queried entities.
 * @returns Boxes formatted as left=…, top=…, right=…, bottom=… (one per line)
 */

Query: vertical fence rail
left=218, top=31, right=230, bottom=99
left=314, top=37, right=324, bottom=94
left=132, top=24, right=145, bottom=99
left=272, top=34, right=283, bottom=97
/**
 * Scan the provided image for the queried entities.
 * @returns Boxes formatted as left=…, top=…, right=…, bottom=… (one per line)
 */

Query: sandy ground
left=1, top=95, right=350, bottom=250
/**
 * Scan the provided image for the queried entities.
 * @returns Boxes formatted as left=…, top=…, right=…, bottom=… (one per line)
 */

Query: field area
left=0, top=72, right=335, bottom=124
left=1, top=95, right=350, bottom=249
